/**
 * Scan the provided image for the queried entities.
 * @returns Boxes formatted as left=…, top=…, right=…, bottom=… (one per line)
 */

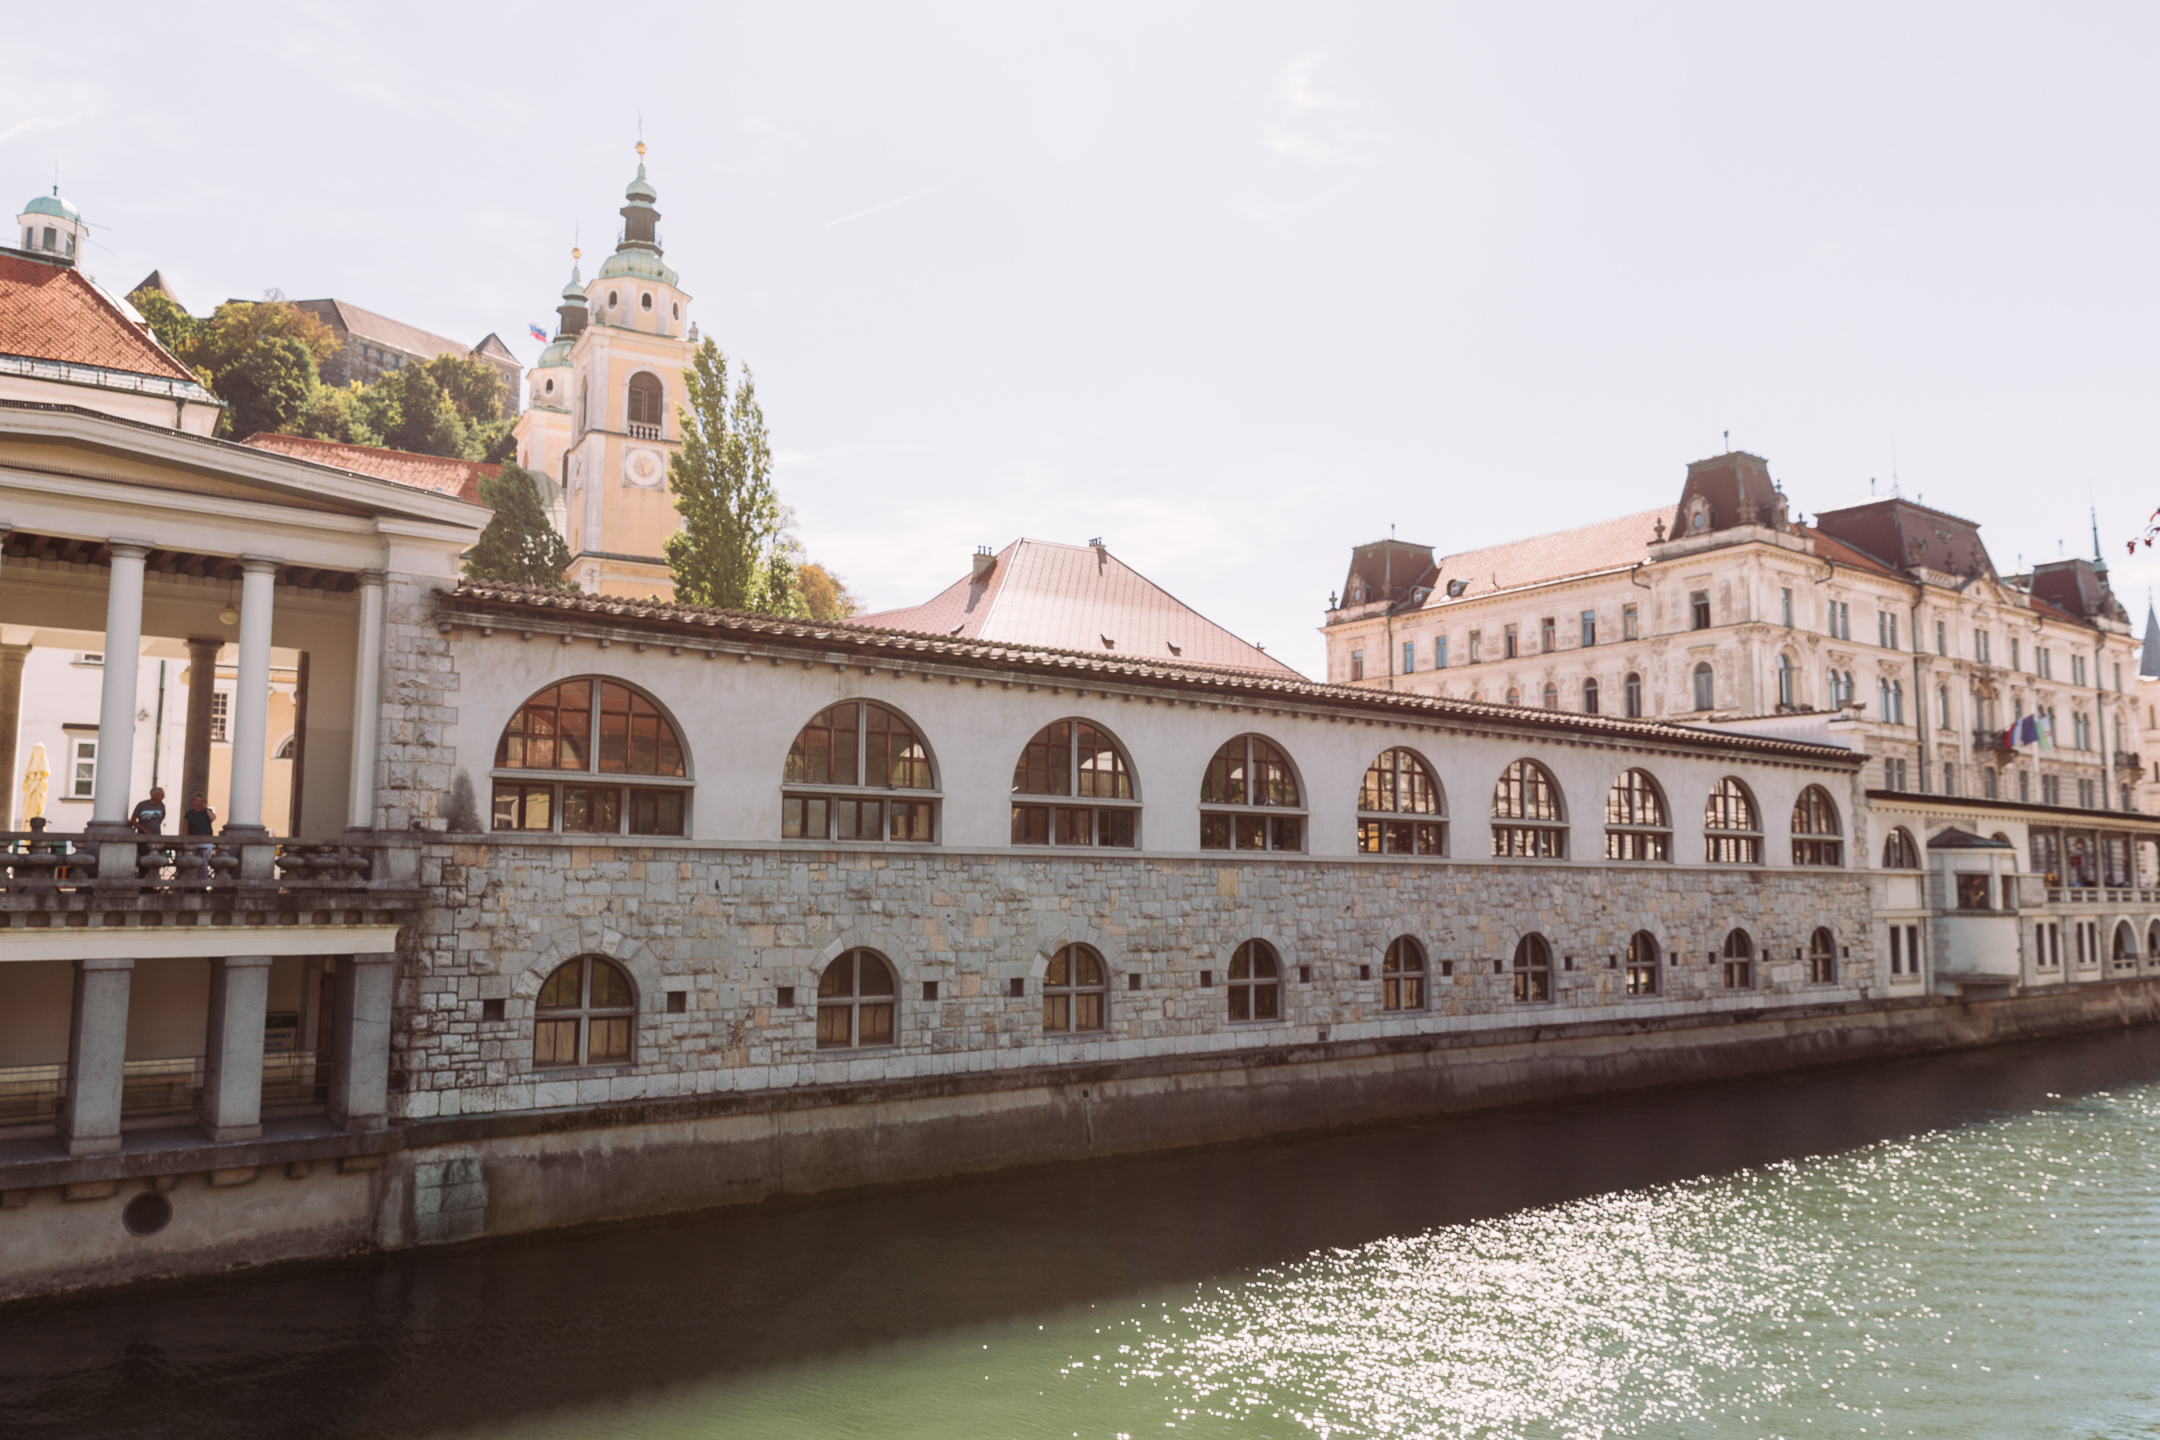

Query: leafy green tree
left=218, top=333, right=320, bottom=439
left=128, top=287, right=197, bottom=360
left=665, top=339, right=792, bottom=611
left=288, top=382, right=381, bottom=447
left=465, top=462, right=572, bottom=589
left=124, top=294, right=343, bottom=439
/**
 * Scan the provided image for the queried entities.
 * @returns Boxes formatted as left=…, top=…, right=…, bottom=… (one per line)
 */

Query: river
left=3, top=1029, right=2158, bottom=1439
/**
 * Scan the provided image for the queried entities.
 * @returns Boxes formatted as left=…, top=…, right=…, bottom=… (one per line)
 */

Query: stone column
left=223, top=558, right=279, bottom=838
left=180, top=636, right=222, bottom=814
left=0, top=642, right=27, bottom=832
left=346, top=571, right=385, bottom=831
left=199, top=953, right=272, bottom=1142
left=327, top=951, right=396, bottom=1131
left=59, top=956, right=133, bottom=1156
left=90, top=540, right=151, bottom=833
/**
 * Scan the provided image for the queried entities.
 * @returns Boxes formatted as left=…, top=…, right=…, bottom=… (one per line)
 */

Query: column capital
left=106, top=539, right=152, bottom=560
left=78, top=955, right=137, bottom=972
left=239, top=555, right=282, bottom=576
left=358, top=568, right=386, bottom=588
left=186, top=635, right=225, bottom=652
left=217, top=953, right=276, bottom=970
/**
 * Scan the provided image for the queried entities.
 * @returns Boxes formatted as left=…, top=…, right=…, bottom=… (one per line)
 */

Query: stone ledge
left=0, top=1119, right=399, bottom=1192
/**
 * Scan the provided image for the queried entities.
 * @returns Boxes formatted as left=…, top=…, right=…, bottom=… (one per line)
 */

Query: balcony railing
left=2047, top=887, right=2160, bottom=905
left=0, top=1053, right=328, bottom=1129
left=626, top=421, right=662, bottom=440
left=1, top=831, right=399, bottom=896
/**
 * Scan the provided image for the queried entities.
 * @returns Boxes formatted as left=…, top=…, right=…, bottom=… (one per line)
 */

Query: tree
left=465, top=462, right=573, bottom=589
left=125, top=293, right=343, bottom=439
left=217, top=333, right=321, bottom=440
left=796, top=561, right=862, bottom=620
left=129, top=287, right=197, bottom=360
left=665, top=339, right=792, bottom=611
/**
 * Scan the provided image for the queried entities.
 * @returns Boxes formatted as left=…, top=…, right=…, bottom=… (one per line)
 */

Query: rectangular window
left=1982, top=767, right=1997, bottom=799
left=1622, top=605, right=1639, bottom=641
left=69, top=738, right=97, bottom=799
left=1943, top=764, right=1956, bottom=796
left=2073, top=654, right=2087, bottom=687
left=1540, top=617, right=1556, bottom=653
left=1781, top=588, right=1793, bottom=628
left=1435, top=635, right=1448, bottom=669
left=1503, top=624, right=1519, bottom=659
left=1402, top=640, right=1416, bottom=675
left=491, top=783, right=553, bottom=831
left=1936, top=620, right=1948, bottom=656
left=1690, top=590, right=1711, bottom=630
left=1580, top=610, right=1596, bottom=647
left=2018, top=769, right=2029, bottom=803
left=1878, top=611, right=1891, bottom=648
left=1976, top=630, right=1990, bottom=664
left=1349, top=650, right=1364, bottom=681
left=210, top=690, right=230, bottom=744
left=2011, top=637, right=2021, bottom=671
left=2042, top=774, right=2060, bottom=806
left=2039, top=647, right=2052, bottom=679
left=1468, top=631, right=1482, bottom=663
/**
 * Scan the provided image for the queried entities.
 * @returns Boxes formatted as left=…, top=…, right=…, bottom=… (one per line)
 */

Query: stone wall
left=374, top=572, right=461, bottom=833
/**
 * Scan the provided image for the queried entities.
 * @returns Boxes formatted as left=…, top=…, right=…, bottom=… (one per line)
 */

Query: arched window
left=1776, top=653, right=1794, bottom=709
left=1881, top=827, right=1919, bottom=869
left=533, top=956, right=635, bottom=1068
left=2148, top=919, right=2159, bottom=959
left=274, top=733, right=296, bottom=761
left=817, top=949, right=896, bottom=1048
left=1542, top=682, right=1560, bottom=710
left=784, top=701, right=936, bottom=842
left=1505, top=687, right=1520, bottom=707
left=1692, top=662, right=1715, bottom=711
left=1227, top=940, right=1281, bottom=1021
left=1513, top=933, right=1552, bottom=1003
left=1625, top=930, right=1659, bottom=995
left=627, top=372, right=664, bottom=435
left=1722, top=929, right=1754, bottom=989
left=1491, top=759, right=1566, bottom=858
left=1703, top=778, right=1761, bottom=864
left=2114, top=921, right=2137, bottom=964
left=1623, top=673, right=1644, bottom=719
left=1383, top=935, right=1426, bottom=1011
left=1604, top=769, right=1670, bottom=861
left=1011, top=720, right=1136, bottom=846
left=1808, top=926, right=1837, bottom=984
left=1583, top=677, right=1600, bottom=714
left=1791, top=785, right=1843, bottom=866
left=493, top=679, right=688, bottom=836
left=1201, top=735, right=1303, bottom=852
left=1358, top=748, right=1446, bottom=855
left=1043, top=945, right=1108, bottom=1033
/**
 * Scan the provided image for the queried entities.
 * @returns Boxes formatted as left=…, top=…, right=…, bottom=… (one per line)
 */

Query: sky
left=9, top=2, right=2160, bottom=677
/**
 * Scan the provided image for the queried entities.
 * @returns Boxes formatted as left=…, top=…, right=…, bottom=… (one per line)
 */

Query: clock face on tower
left=624, top=448, right=666, bottom=489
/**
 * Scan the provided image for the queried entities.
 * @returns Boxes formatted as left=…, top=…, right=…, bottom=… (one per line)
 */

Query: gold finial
left=572, top=246, right=581, bottom=260
left=636, top=140, right=647, bottom=158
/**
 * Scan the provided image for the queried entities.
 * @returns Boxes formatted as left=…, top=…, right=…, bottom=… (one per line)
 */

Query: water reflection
left=4, top=1030, right=2160, bottom=1439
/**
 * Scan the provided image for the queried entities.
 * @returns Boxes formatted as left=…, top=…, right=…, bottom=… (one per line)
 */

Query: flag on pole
left=2007, top=714, right=2041, bottom=749
left=2037, top=714, right=2055, bottom=751
left=527, top=323, right=550, bottom=343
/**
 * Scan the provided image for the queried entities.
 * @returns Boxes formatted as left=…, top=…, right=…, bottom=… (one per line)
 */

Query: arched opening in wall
left=273, top=733, right=296, bottom=761
left=1541, top=683, right=1559, bottom=710
left=1011, top=720, right=1136, bottom=847
left=1042, top=945, right=1107, bottom=1033
left=1808, top=926, right=1838, bottom=984
left=1357, top=748, right=1445, bottom=855
left=2148, top=919, right=2159, bottom=959
left=1882, top=827, right=1920, bottom=869
left=2114, top=921, right=2138, bottom=965
left=533, top=956, right=635, bottom=1068
left=1603, top=768, right=1670, bottom=861
left=1722, top=929, right=1755, bottom=990
left=817, top=949, right=897, bottom=1049
left=1491, top=759, right=1565, bottom=858
left=1692, top=662, right=1715, bottom=711
left=1791, top=786, right=1843, bottom=866
left=1383, top=935, right=1426, bottom=1011
left=1625, top=930, right=1659, bottom=995
left=627, top=372, right=664, bottom=437
left=493, top=679, right=689, bottom=836
left=1582, top=677, right=1600, bottom=714
left=783, top=701, right=936, bottom=843
left=1226, top=940, right=1280, bottom=1021
left=1201, top=735, right=1304, bottom=852
left=1623, top=672, right=1645, bottom=718
left=1512, top=933, right=1552, bottom=1003
left=1703, top=778, right=1762, bottom=864
left=1505, top=687, right=1520, bottom=707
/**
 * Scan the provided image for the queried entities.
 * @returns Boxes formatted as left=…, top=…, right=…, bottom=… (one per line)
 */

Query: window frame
left=816, top=948, right=899, bottom=1049
left=1790, top=785, right=1844, bottom=867
left=1623, top=671, right=1643, bottom=719
left=783, top=700, right=941, bottom=845
left=1881, top=827, right=1919, bottom=869
left=1807, top=927, right=1838, bottom=984
left=1042, top=944, right=1109, bottom=1034
left=1625, top=930, right=1660, bottom=996
left=490, top=677, right=693, bottom=837
left=1010, top=718, right=1141, bottom=849
left=1512, top=933, right=1553, bottom=1003
left=1357, top=747, right=1448, bottom=856
left=625, top=370, right=666, bottom=434
left=1703, top=777, right=1763, bottom=864
left=1200, top=734, right=1306, bottom=853
left=1491, top=758, right=1567, bottom=859
left=532, top=955, right=637, bottom=1070
left=1382, top=935, right=1427, bottom=1012
left=1722, top=928, right=1755, bottom=989
left=1226, top=939, right=1282, bottom=1022
left=1603, top=768, right=1671, bottom=862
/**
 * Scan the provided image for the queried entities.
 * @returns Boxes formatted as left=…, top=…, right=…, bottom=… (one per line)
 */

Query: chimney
left=972, top=545, right=995, bottom=583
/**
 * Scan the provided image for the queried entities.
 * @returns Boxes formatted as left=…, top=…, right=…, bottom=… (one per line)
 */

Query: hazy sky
left=11, top=3, right=2159, bottom=676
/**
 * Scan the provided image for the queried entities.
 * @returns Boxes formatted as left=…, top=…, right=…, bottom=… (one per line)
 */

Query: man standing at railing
left=128, top=786, right=167, bottom=835
left=182, top=792, right=215, bottom=838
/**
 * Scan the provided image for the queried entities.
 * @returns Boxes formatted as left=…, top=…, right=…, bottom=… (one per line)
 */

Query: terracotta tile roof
left=238, top=432, right=496, bottom=503
left=855, top=538, right=1301, bottom=678
left=439, top=582, right=1866, bottom=767
left=0, top=253, right=197, bottom=383
left=1415, top=508, right=1669, bottom=606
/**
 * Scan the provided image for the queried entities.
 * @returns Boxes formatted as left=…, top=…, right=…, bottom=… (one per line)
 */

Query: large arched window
left=1227, top=940, right=1281, bottom=1021
left=1624, top=672, right=1643, bottom=719
left=1604, top=769, right=1670, bottom=861
left=817, top=949, right=896, bottom=1048
left=1358, top=748, right=1446, bottom=855
left=534, top=956, right=635, bottom=1068
left=1882, top=827, right=1919, bottom=869
left=1625, top=930, right=1659, bottom=996
left=1043, top=945, right=1108, bottom=1033
left=1791, top=786, right=1844, bottom=866
left=1513, top=933, right=1552, bottom=1002
left=493, top=679, right=689, bottom=835
left=626, top=372, right=664, bottom=436
left=1692, top=663, right=1715, bottom=711
left=1491, top=759, right=1566, bottom=858
left=1201, top=736, right=1303, bottom=852
left=1703, top=778, right=1761, bottom=864
left=1011, top=720, right=1137, bottom=846
left=1808, top=927, right=1838, bottom=984
left=783, top=701, right=936, bottom=843
left=1383, top=935, right=1426, bottom=1011
left=1722, top=929, right=1754, bottom=989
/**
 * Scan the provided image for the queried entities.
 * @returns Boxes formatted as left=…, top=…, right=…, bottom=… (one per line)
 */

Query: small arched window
left=1625, top=931, right=1659, bottom=995
left=783, top=701, right=936, bottom=842
left=1043, top=945, right=1108, bottom=1033
left=1513, top=933, right=1552, bottom=1003
left=1882, top=827, right=1919, bottom=869
left=1583, top=677, right=1600, bottom=714
left=817, top=949, right=896, bottom=1048
left=274, top=733, right=296, bottom=761
left=1542, top=682, right=1559, bottom=710
left=1722, top=929, right=1755, bottom=989
left=1491, top=759, right=1566, bottom=858
left=1776, top=653, right=1794, bottom=708
left=606, top=288, right=620, bottom=308
left=1201, top=736, right=1303, bottom=852
left=534, top=956, right=635, bottom=1068
left=1011, top=720, right=1136, bottom=847
left=1358, top=748, right=1446, bottom=855
left=627, top=371, right=664, bottom=433
left=1505, top=687, right=1521, bottom=706
left=1692, top=662, right=1715, bottom=711
left=639, top=291, right=654, bottom=312
left=1383, top=935, right=1426, bottom=1011
left=493, top=679, right=688, bottom=836
left=1227, top=940, right=1281, bottom=1021
left=1624, top=672, right=1643, bottom=719
left=1808, top=926, right=1838, bottom=984
left=1703, top=778, right=1761, bottom=864
left=1791, top=785, right=1843, bottom=866
left=1604, top=769, right=1670, bottom=861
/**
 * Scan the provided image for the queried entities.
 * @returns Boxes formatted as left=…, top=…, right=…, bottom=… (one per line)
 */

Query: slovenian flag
left=527, top=324, right=549, bottom=343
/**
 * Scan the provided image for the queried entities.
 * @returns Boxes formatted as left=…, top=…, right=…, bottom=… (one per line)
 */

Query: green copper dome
left=536, top=338, right=573, bottom=368
left=596, top=248, right=680, bottom=287
left=625, top=163, right=657, bottom=205
left=560, top=259, right=587, bottom=303
left=22, top=190, right=79, bottom=222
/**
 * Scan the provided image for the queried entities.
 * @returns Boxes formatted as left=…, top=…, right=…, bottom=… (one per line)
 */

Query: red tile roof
left=0, top=253, right=197, bottom=382
left=855, top=538, right=1301, bottom=678
left=1416, top=507, right=1669, bottom=605
left=238, top=432, right=496, bottom=503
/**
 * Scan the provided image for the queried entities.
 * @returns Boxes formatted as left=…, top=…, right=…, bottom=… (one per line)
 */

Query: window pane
left=857, top=1002, right=894, bottom=1046
left=588, top=1016, right=630, bottom=1064
left=1076, top=949, right=1103, bottom=986
left=537, top=961, right=582, bottom=1009
left=492, top=785, right=522, bottom=831
left=783, top=796, right=806, bottom=839
left=820, top=957, right=854, bottom=999
left=1044, top=994, right=1070, bottom=1032
left=806, top=798, right=828, bottom=839
left=1013, top=804, right=1050, bottom=845
left=534, top=1018, right=580, bottom=1066
left=1228, top=986, right=1249, bottom=1021
left=1098, top=809, right=1134, bottom=847
left=1235, top=815, right=1268, bottom=850
left=590, top=960, right=633, bottom=1008
left=1200, top=813, right=1232, bottom=850
left=1253, top=983, right=1279, bottom=1020
left=1056, top=807, right=1093, bottom=845
left=857, top=954, right=896, bottom=996
left=523, top=787, right=551, bottom=831
left=816, top=1005, right=852, bottom=1047
left=1074, top=992, right=1104, bottom=1031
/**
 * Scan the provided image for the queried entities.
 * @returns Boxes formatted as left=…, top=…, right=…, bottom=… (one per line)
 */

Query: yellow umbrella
left=20, top=742, right=49, bottom=823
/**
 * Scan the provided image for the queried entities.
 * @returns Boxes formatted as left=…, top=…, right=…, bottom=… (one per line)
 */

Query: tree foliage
left=665, top=339, right=794, bottom=612
left=465, top=462, right=573, bottom=589
left=796, top=561, right=862, bottom=620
